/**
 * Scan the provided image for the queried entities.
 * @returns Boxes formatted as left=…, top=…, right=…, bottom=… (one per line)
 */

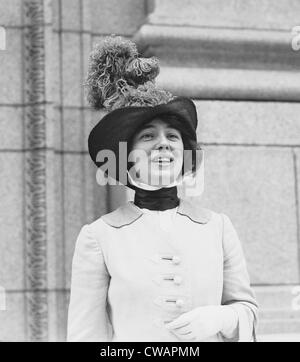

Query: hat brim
left=88, top=96, right=198, bottom=168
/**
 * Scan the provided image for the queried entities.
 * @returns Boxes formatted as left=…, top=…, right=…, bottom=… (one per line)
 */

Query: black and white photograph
left=0, top=0, right=300, bottom=345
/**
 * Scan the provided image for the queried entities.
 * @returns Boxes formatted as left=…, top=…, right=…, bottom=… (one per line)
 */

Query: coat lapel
left=101, top=198, right=212, bottom=228
left=101, top=202, right=143, bottom=228
left=177, top=198, right=212, bottom=224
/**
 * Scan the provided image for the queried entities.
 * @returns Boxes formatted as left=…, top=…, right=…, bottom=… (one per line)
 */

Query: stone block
left=254, top=285, right=299, bottom=311
left=48, top=289, right=70, bottom=342
left=295, top=150, right=300, bottom=266
left=135, top=24, right=297, bottom=71
left=82, top=33, right=92, bottom=107
left=61, top=0, right=81, bottom=30
left=195, top=101, right=300, bottom=146
left=0, top=152, right=24, bottom=290
left=62, top=33, right=82, bottom=107
left=52, top=106, right=62, bottom=150
left=61, top=108, right=84, bottom=152
left=156, top=67, right=300, bottom=102
left=52, top=0, right=60, bottom=31
left=254, top=285, right=300, bottom=335
left=0, top=0, right=22, bottom=26
left=149, top=0, right=300, bottom=30
left=57, top=290, right=70, bottom=342
left=91, top=0, right=146, bottom=35
left=48, top=31, right=60, bottom=105
left=46, top=151, right=65, bottom=290
left=44, top=0, right=53, bottom=25
left=200, top=146, right=299, bottom=284
left=82, top=0, right=92, bottom=32
left=258, top=333, right=300, bottom=342
left=47, top=290, right=69, bottom=341
left=258, top=320, right=300, bottom=335
left=0, top=29, right=22, bottom=104
left=0, top=106, right=23, bottom=149
left=0, top=292, right=25, bottom=342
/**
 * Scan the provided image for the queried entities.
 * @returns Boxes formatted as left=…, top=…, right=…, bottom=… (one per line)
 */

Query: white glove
left=165, top=305, right=238, bottom=341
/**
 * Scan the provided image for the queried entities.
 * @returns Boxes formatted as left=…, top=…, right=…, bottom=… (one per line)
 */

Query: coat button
left=176, top=299, right=184, bottom=308
left=173, top=276, right=183, bottom=285
left=172, top=256, right=181, bottom=265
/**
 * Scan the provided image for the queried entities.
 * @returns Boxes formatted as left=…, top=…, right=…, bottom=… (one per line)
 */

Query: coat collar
left=101, top=198, right=212, bottom=228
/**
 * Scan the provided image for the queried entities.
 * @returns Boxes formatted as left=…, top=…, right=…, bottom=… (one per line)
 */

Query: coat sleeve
left=67, top=224, right=113, bottom=342
left=220, top=213, right=259, bottom=342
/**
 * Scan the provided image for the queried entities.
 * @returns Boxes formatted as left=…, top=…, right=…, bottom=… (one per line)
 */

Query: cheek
left=131, top=141, right=153, bottom=155
left=130, top=143, right=151, bottom=158
left=172, top=147, right=184, bottom=174
left=173, top=146, right=184, bottom=162
left=129, top=148, right=151, bottom=171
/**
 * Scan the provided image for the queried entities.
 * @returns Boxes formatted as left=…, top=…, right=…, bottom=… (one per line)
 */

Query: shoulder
left=84, top=199, right=228, bottom=230
left=101, top=202, right=143, bottom=228
left=177, top=199, right=238, bottom=235
left=176, top=197, right=219, bottom=224
left=82, top=202, right=142, bottom=231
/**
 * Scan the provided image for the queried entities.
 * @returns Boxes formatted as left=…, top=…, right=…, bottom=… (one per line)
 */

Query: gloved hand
left=164, top=305, right=238, bottom=341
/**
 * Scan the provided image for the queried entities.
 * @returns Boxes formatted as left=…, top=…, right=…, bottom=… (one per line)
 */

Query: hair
left=127, top=114, right=201, bottom=176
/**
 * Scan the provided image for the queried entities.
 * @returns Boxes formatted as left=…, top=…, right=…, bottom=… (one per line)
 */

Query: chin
left=149, top=171, right=178, bottom=187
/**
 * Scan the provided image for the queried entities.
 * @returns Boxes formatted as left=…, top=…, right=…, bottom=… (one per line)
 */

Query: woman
left=67, top=36, right=258, bottom=342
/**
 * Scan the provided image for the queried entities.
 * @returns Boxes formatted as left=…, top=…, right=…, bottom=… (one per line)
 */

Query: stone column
left=22, top=0, right=56, bottom=342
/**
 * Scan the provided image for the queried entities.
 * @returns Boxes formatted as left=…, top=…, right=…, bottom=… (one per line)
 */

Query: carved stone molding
left=23, top=0, right=48, bottom=342
left=134, top=0, right=300, bottom=101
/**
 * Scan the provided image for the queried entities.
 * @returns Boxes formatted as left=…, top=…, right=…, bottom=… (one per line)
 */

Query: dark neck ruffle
left=133, top=186, right=179, bottom=211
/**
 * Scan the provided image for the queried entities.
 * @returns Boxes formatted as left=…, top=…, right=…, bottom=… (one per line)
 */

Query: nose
left=155, top=133, right=170, bottom=151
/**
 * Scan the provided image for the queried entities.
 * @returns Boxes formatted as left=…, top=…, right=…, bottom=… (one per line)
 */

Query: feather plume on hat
left=84, top=35, right=175, bottom=111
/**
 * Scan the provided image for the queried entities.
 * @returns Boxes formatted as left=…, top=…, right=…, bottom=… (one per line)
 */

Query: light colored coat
left=67, top=198, right=258, bottom=342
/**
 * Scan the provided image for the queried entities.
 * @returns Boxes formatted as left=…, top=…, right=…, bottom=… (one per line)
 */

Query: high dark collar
left=133, top=186, right=179, bottom=211
left=101, top=198, right=212, bottom=228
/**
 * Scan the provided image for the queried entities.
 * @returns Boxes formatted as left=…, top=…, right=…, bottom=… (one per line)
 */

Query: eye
left=168, top=133, right=180, bottom=140
left=140, top=133, right=154, bottom=141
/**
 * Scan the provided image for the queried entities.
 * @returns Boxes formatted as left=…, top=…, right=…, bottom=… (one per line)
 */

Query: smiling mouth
left=152, top=158, right=174, bottom=166
left=152, top=154, right=174, bottom=163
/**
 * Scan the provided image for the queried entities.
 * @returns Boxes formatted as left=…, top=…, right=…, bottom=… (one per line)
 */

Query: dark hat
left=88, top=96, right=197, bottom=163
left=85, top=35, right=199, bottom=185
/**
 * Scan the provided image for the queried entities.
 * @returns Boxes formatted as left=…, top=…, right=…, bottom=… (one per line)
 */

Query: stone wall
left=0, top=0, right=299, bottom=341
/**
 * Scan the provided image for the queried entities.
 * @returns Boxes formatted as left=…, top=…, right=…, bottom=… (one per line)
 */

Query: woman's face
left=129, top=118, right=184, bottom=187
